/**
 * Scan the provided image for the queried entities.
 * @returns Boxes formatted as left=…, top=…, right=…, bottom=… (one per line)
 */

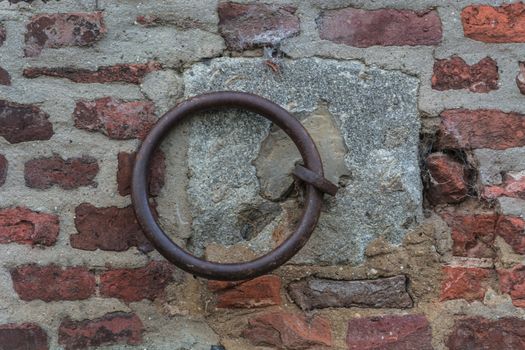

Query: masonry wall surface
left=1, top=0, right=525, bottom=349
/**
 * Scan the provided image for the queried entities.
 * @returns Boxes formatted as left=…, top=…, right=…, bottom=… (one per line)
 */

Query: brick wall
left=1, top=1, right=525, bottom=349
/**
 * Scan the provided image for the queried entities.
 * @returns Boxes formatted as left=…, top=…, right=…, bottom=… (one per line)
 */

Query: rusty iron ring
left=132, top=91, right=337, bottom=281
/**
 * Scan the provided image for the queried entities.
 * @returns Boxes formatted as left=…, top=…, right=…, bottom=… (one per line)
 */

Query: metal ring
left=132, top=91, right=335, bottom=281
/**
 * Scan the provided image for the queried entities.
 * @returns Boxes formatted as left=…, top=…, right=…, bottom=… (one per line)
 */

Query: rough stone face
left=439, top=213, right=497, bottom=258
left=288, top=275, right=412, bottom=311
left=0, top=154, right=6, bottom=187
left=10, top=264, right=96, bottom=301
left=24, top=155, right=99, bottom=189
left=184, top=57, right=422, bottom=265
left=255, top=103, right=350, bottom=201
left=518, top=62, right=525, bottom=94
left=58, top=312, right=144, bottom=350
left=23, top=62, right=161, bottom=84
left=0, top=24, right=5, bottom=46
left=446, top=317, right=525, bottom=349
left=461, top=3, right=525, bottom=43
left=438, top=109, right=525, bottom=150
left=24, top=12, right=106, bottom=57
left=319, top=8, right=442, bottom=47
left=99, top=261, right=178, bottom=302
left=0, top=100, right=54, bottom=144
left=117, top=151, right=165, bottom=197
left=440, top=266, right=490, bottom=301
left=426, top=153, right=468, bottom=204
left=346, top=315, right=433, bottom=350
left=218, top=2, right=300, bottom=50
left=432, top=56, right=499, bottom=93
left=0, top=323, right=48, bottom=350
left=0, top=207, right=59, bottom=246
left=0, top=67, right=11, bottom=86
left=208, top=275, right=281, bottom=308
left=73, top=97, right=156, bottom=140
left=498, top=264, right=525, bottom=307
left=242, top=312, right=332, bottom=349
left=71, top=203, right=153, bottom=253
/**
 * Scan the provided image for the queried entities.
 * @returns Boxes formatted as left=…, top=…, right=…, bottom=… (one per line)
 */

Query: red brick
left=461, top=3, right=525, bottom=43
left=440, top=266, right=490, bottom=302
left=58, top=312, right=143, bottom=350
left=117, top=151, right=165, bottom=197
left=24, top=155, right=98, bottom=190
left=432, top=56, right=498, bottom=93
left=24, top=12, right=106, bottom=57
left=0, top=154, right=6, bottom=187
left=208, top=275, right=281, bottom=308
left=242, top=312, right=332, bottom=349
left=426, top=153, right=468, bottom=205
left=11, top=264, right=95, bottom=301
left=319, top=8, right=442, bottom=47
left=346, top=315, right=433, bottom=350
left=446, top=317, right=525, bottom=350
left=0, top=207, right=59, bottom=246
left=218, top=2, right=300, bottom=50
left=0, top=67, right=10, bottom=86
left=100, top=261, right=177, bottom=302
left=73, top=97, right=156, bottom=140
left=0, top=323, right=48, bottom=350
left=71, top=203, right=153, bottom=253
left=484, top=173, right=525, bottom=201
left=438, top=109, right=525, bottom=150
left=497, top=216, right=525, bottom=254
left=517, top=62, right=525, bottom=95
left=440, top=213, right=496, bottom=258
left=498, top=264, right=525, bottom=307
left=23, top=62, right=161, bottom=84
left=0, top=100, right=54, bottom=144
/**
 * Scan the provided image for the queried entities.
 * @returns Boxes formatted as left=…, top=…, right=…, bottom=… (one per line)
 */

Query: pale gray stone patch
left=183, top=57, right=422, bottom=265
left=141, top=70, right=184, bottom=115
left=474, top=148, right=525, bottom=185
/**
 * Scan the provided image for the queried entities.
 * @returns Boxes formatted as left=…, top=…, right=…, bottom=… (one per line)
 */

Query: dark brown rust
left=131, top=91, right=336, bottom=281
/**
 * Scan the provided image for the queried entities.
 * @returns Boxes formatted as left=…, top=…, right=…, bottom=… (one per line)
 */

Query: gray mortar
left=182, top=57, right=422, bottom=264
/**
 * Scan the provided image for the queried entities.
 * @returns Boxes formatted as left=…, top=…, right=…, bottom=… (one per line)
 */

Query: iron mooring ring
left=131, top=91, right=337, bottom=281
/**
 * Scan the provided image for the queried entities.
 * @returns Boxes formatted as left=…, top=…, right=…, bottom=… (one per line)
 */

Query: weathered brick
left=242, top=312, right=332, bottom=349
left=0, top=67, right=10, bottom=86
left=218, top=2, right=300, bottom=50
left=438, top=109, right=525, bottom=150
left=461, top=3, right=525, bottom=43
left=517, top=62, right=525, bottom=95
left=117, top=151, right=165, bottom=197
left=440, top=266, right=490, bottom=302
left=208, top=275, right=281, bottom=308
left=0, top=100, right=53, bottom=144
left=346, top=315, right=433, bottom=350
left=23, top=62, right=161, bottom=84
left=497, top=216, right=525, bottom=255
left=11, top=264, right=95, bottom=301
left=0, top=207, right=59, bottom=246
left=319, top=8, right=442, bottom=47
left=440, top=213, right=496, bottom=258
left=24, top=155, right=98, bottom=190
left=73, top=97, right=156, bottom=140
left=432, top=56, right=498, bottom=93
left=100, top=261, right=177, bottom=302
left=426, top=153, right=468, bottom=205
left=484, top=172, right=525, bottom=201
left=288, top=275, right=412, bottom=311
left=0, top=323, right=48, bottom=350
left=58, top=312, right=144, bottom=350
left=25, top=12, right=106, bottom=57
left=446, top=317, right=525, bottom=350
left=498, top=264, right=525, bottom=307
left=71, top=203, right=153, bottom=253
left=0, top=154, right=6, bottom=187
